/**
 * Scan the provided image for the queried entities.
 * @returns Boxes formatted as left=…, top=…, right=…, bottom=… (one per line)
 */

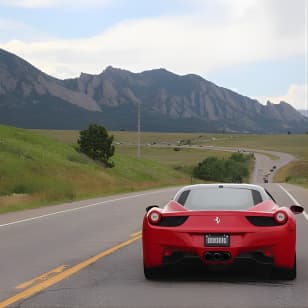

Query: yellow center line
left=16, top=265, right=69, bottom=290
left=0, top=235, right=142, bottom=308
left=130, top=230, right=142, bottom=237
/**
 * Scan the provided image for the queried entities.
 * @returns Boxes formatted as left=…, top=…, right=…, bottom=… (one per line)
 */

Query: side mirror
left=146, top=205, right=159, bottom=212
left=290, top=205, right=304, bottom=214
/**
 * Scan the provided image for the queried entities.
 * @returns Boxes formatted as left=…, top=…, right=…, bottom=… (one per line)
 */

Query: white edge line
left=0, top=188, right=176, bottom=228
left=278, top=184, right=308, bottom=221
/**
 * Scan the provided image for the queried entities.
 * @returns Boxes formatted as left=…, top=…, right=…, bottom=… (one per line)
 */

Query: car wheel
left=144, top=266, right=162, bottom=280
left=272, top=256, right=296, bottom=280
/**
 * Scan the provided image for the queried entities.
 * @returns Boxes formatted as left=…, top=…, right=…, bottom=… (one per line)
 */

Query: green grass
left=116, top=132, right=308, bottom=189
left=115, top=132, right=308, bottom=188
left=31, top=130, right=238, bottom=146
left=32, top=129, right=308, bottom=159
left=0, top=125, right=191, bottom=213
left=274, top=160, right=308, bottom=188
left=205, top=134, right=308, bottom=188
left=33, top=129, right=308, bottom=189
left=31, top=129, right=233, bottom=176
left=205, top=134, right=308, bottom=159
left=7, top=127, right=307, bottom=213
left=115, top=145, right=230, bottom=174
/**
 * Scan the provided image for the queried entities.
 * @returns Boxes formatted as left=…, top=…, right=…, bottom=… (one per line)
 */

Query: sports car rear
left=143, top=209, right=295, bottom=269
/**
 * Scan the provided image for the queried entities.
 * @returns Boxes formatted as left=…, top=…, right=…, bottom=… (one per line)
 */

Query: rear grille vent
left=157, top=216, right=188, bottom=227
left=246, top=216, right=279, bottom=226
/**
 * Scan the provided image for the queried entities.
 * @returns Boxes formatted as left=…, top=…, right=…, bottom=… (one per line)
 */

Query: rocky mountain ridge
left=298, top=109, right=308, bottom=117
left=0, top=48, right=307, bottom=133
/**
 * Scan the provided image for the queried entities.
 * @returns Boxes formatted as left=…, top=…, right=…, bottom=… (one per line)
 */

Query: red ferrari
left=142, top=184, right=303, bottom=280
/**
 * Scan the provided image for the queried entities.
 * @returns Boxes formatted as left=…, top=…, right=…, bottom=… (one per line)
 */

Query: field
left=0, top=125, right=191, bottom=213
left=34, top=129, right=308, bottom=188
left=205, top=134, right=308, bottom=188
left=32, top=130, right=308, bottom=157
left=2, top=127, right=307, bottom=214
left=31, top=129, right=232, bottom=176
left=1, top=126, right=240, bottom=214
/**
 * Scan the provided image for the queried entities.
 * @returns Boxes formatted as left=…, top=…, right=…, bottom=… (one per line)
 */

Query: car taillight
left=274, top=210, right=288, bottom=224
left=246, top=216, right=279, bottom=226
left=148, top=211, right=162, bottom=224
left=157, top=216, right=188, bottom=226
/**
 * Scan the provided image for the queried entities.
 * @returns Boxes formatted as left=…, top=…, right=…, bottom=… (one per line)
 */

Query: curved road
left=0, top=150, right=307, bottom=308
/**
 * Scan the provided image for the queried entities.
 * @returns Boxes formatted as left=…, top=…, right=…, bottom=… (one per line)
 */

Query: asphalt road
left=0, top=153, right=307, bottom=307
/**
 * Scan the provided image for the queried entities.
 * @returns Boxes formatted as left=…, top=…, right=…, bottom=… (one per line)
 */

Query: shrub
left=193, top=153, right=251, bottom=183
left=78, top=124, right=115, bottom=167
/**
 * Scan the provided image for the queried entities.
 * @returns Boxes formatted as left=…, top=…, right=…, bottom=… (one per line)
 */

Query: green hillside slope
left=0, top=125, right=187, bottom=213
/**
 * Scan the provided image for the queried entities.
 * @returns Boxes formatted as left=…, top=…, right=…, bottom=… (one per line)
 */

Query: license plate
left=205, top=234, right=230, bottom=247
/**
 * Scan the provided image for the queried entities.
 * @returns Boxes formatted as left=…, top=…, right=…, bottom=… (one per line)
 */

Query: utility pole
left=306, top=0, right=308, bottom=113
left=137, top=101, right=141, bottom=158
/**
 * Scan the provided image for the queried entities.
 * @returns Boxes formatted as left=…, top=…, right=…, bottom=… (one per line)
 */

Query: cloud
left=0, top=0, right=111, bottom=8
left=0, top=19, right=49, bottom=43
left=0, top=0, right=305, bottom=81
left=257, top=84, right=308, bottom=110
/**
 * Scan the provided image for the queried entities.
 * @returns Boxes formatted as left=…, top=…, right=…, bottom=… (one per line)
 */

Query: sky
left=0, top=0, right=307, bottom=110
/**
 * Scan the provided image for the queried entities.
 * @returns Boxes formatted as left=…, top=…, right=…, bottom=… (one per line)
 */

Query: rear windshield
left=177, top=188, right=263, bottom=210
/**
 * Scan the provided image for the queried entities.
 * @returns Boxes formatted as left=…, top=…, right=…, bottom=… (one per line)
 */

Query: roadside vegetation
left=31, top=129, right=232, bottom=177
left=202, top=134, right=308, bottom=189
left=0, top=125, right=189, bottom=213
left=34, top=129, right=308, bottom=188
left=78, top=124, right=115, bottom=167
left=193, top=153, right=254, bottom=183
left=274, top=161, right=308, bottom=188
left=6, top=126, right=308, bottom=214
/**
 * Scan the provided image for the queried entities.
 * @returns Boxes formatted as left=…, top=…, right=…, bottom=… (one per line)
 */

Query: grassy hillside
left=0, top=125, right=190, bottom=213
left=274, top=161, right=308, bottom=188
left=32, top=129, right=308, bottom=159
left=34, top=129, right=308, bottom=188
left=31, top=129, right=232, bottom=175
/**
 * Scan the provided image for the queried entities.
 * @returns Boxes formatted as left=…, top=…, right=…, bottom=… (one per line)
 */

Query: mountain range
left=298, top=110, right=308, bottom=117
left=0, top=48, right=307, bottom=133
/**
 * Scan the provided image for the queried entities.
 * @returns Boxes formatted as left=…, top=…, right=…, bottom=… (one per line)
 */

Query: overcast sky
left=0, top=0, right=307, bottom=109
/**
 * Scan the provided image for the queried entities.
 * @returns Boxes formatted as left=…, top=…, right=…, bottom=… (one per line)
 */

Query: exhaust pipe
left=204, top=251, right=231, bottom=261
left=204, top=252, right=213, bottom=261
left=222, top=252, right=231, bottom=260
left=213, top=252, right=224, bottom=261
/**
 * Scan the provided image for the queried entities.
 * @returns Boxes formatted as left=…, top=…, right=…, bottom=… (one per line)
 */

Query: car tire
left=144, top=266, right=162, bottom=280
left=272, top=256, right=296, bottom=280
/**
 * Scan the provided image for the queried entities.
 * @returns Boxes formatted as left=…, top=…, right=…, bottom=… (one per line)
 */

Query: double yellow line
left=0, top=232, right=142, bottom=308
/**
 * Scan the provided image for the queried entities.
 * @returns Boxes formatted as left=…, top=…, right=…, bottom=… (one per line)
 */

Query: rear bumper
left=142, top=227, right=295, bottom=269
left=162, top=251, right=274, bottom=267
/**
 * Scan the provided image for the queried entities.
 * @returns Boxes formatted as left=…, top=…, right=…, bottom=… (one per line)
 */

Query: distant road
left=0, top=150, right=306, bottom=308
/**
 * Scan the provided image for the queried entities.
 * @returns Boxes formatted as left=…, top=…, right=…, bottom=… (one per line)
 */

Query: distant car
left=273, top=166, right=277, bottom=169
left=263, top=178, right=269, bottom=183
left=142, top=184, right=303, bottom=280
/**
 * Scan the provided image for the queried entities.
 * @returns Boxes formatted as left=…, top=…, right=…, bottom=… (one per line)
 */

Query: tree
left=193, top=157, right=226, bottom=182
left=78, top=124, right=115, bottom=167
left=193, top=154, right=250, bottom=183
left=230, top=152, right=247, bottom=162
